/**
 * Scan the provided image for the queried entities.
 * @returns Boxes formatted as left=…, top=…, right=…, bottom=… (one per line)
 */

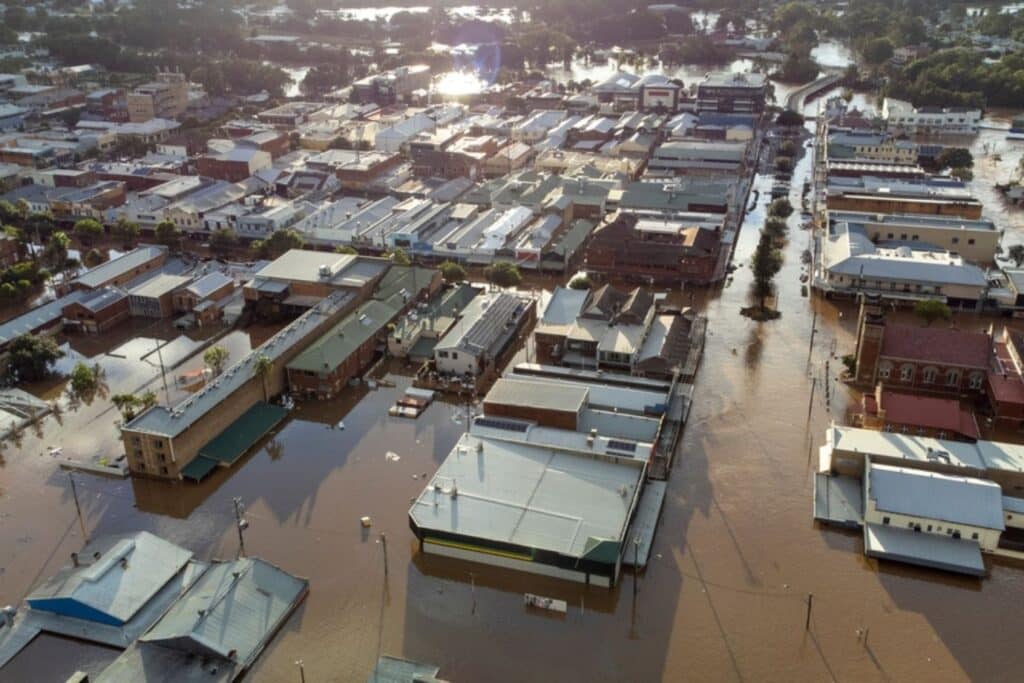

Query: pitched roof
left=879, top=390, right=979, bottom=439
left=286, top=299, right=398, bottom=372
left=881, top=324, right=991, bottom=368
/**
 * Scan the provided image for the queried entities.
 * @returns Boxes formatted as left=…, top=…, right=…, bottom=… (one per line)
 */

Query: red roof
left=988, top=341, right=1024, bottom=406
left=881, top=324, right=991, bottom=369
left=880, top=390, right=980, bottom=440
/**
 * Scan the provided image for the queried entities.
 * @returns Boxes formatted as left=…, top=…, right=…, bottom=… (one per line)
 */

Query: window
left=968, top=239, right=975, bottom=245
left=946, top=369, right=960, bottom=387
left=912, top=235, right=919, bottom=241
left=883, top=516, right=890, bottom=525
left=160, top=466, right=169, bottom=475
left=952, top=237, right=959, bottom=245
left=879, top=362, right=892, bottom=379
left=923, top=367, right=937, bottom=384
left=969, top=372, right=984, bottom=390
left=452, top=352, right=458, bottom=360
left=438, top=351, right=449, bottom=358
left=900, top=233, right=908, bottom=240
left=971, top=532, right=979, bottom=540
left=900, top=365, right=914, bottom=382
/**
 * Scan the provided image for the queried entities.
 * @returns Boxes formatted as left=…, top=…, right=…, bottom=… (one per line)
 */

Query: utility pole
left=380, top=532, right=389, bottom=579
left=154, top=338, right=170, bottom=407
left=233, top=497, right=248, bottom=558
left=805, top=593, right=814, bottom=631
left=68, top=472, right=87, bottom=543
left=296, top=660, right=305, bottom=683
left=632, top=536, right=640, bottom=600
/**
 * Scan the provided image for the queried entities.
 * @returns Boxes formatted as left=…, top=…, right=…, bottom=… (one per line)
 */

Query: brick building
left=61, top=287, right=130, bottom=334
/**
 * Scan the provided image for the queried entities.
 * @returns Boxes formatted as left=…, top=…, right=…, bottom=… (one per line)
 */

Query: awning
left=181, top=455, right=219, bottom=482
left=197, top=402, right=288, bottom=467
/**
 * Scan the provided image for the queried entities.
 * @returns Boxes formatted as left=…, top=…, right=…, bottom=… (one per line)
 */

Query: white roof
left=869, top=462, right=1005, bottom=530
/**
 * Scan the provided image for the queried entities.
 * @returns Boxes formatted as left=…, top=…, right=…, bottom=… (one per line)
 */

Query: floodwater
left=7, top=111, right=1024, bottom=683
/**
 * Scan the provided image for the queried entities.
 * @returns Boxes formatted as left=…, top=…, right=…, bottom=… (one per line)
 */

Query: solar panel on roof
left=475, top=417, right=530, bottom=433
left=607, top=439, right=637, bottom=453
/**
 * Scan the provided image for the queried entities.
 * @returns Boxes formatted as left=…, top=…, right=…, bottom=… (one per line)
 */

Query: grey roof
left=74, top=246, right=166, bottom=290
left=409, top=432, right=644, bottom=559
left=0, top=291, right=87, bottom=345
left=184, top=271, right=234, bottom=299
left=435, top=291, right=531, bottom=357
left=252, top=249, right=355, bottom=284
left=486, top=377, right=588, bottom=414
left=507, top=372, right=668, bottom=416
left=540, top=287, right=589, bottom=326
left=75, top=287, right=127, bottom=313
left=868, top=463, right=1005, bottom=530
left=128, top=273, right=191, bottom=299
left=828, top=211, right=997, bottom=233
left=863, top=523, right=985, bottom=576
left=125, top=292, right=353, bottom=437
left=368, top=656, right=442, bottom=683
left=27, top=532, right=193, bottom=625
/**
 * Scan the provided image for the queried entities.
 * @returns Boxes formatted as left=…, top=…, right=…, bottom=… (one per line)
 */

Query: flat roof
left=128, top=273, right=191, bottom=299
left=252, top=249, right=354, bottom=284
left=485, top=377, right=588, bottom=414
left=864, top=523, right=986, bottom=576
left=409, top=432, right=644, bottom=560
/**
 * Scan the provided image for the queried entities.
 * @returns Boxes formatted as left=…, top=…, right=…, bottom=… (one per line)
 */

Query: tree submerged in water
left=741, top=231, right=783, bottom=321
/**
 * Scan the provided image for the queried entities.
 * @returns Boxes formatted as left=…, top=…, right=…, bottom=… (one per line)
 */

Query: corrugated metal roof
left=73, top=246, right=166, bottom=290
left=486, top=377, right=587, bottom=414
left=868, top=463, right=1004, bottom=530
left=287, top=298, right=398, bottom=372
left=863, top=523, right=986, bottom=576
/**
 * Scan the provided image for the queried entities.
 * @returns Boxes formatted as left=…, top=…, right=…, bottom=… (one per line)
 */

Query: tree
left=861, top=37, right=894, bottom=66
left=83, top=248, right=107, bottom=268
left=69, top=362, right=99, bottom=394
left=112, top=217, right=139, bottom=249
left=139, top=390, right=157, bottom=409
left=254, top=354, right=274, bottom=403
left=486, top=261, right=521, bottom=289
left=254, top=229, right=304, bottom=259
left=768, top=198, right=794, bottom=218
left=386, top=248, right=411, bottom=266
left=7, top=334, right=64, bottom=381
left=209, top=227, right=238, bottom=257
left=204, top=345, right=230, bottom=376
left=950, top=167, right=973, bottom=181
left=764, top=217, right=789, bottom=240
left=914, top=299, right=952, bottom=326
left=751, top=231, right=783, bottom=310
left=569, top=274, right=593, bottom=290
left=0, top=200, right=24, bottom=225
left=1009, top=244, right=1024, bottom=267
left=334, top=245, right=357, bottom=255
left=937, top=147, right=974, bottom=171
left=439, top=261, right=466, bottom=283
left=43, top=231, right=70, bottom=271
left=112, top=393, right=141, bottom=420
left=776, top=110, right=805, bottom=128
left=155, top=220, right=181, bottom=250
left=24, top=212, right=55, bottom=245
left=775, top=156, right=794, bottom=173
left=73, top=218, right=104, bottom=247
left=778, top=140, right=797, bottom=157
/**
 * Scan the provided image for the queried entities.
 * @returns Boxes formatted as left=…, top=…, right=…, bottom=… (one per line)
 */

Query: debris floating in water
left=385, top=451, right=401, bottom=462
left=337, top=420, right=345, bottom=430
left=360, top=516, right=372, bottom=528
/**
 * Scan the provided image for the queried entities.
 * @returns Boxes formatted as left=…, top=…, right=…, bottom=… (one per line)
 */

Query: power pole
left=296, top=660, right=306, bottom=683
left=154, top=338, right=170, bottom=407
left=233, top=497, right=248, bottom=558
left=380, top=532, right=389, bottom=579
left=68, top=472, right=87, bottom=543
left=805, top=593, right=814, bottom=631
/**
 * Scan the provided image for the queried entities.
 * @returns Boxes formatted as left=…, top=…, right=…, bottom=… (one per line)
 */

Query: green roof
left=180, top=455, right=219, bottom=482
left=197, top=402, right=288, bottom=466
left=549, top=218, right=595, bottom=258
left=372, top=265, right=437, bottom=304
left=286, top=299, right=398, bottom=373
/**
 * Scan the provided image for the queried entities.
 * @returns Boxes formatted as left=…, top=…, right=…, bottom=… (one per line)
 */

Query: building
left=827, top=211, right=1001, bottom=265
left=824, top=176, right=983, bottom=219
left=286, top=298, right=400, bottom=398
left=533, top=284, right=702, bottom=378
left=61, top=287, right=130, bottom=334
left=0, top=531, right=206, bottom=670
left=196, top=147, right=272, bottom=182
left=987, top=327, right=1024, bottom=428
left=172, top=271, right=235, bottom=314
left=857, top=384, right=980, bottom=441
left=127, top=273, right=193, bottom=318
left=608, top=180, right=733, bottom=216
left=256, top=101, right=324, bottom=128
left=432, top=291, right=535, bottom=380
left=814, top=221, right=988, bottom=309
left=127, top=72, right=188, bottom=123
left=97, top=556, right=308, bottom=683
left=351, top=65, right=431, bottom=105
left=586, top=210, right=723, bottom=284
left=120, top=293, right=357, bottom=481
left=646, top=141, right=747, bottom=177
left=882, top=98, right=982, bottom=136
left=826, top=129, right=919, bottom=165
left=850, top=295, right=991, bottom=393
left=695, top=72, right=767, bottom=114
left=63, top=245, right=168, bottom=294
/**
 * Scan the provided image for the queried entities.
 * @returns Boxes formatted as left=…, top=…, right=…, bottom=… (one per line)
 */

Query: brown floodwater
left=7, top=117, right=1024, bottom=683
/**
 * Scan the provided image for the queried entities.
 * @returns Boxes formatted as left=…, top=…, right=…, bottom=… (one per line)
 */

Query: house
left=851, top=295, right=991, bottom=393
left=585, top=210, right=723, bottom=284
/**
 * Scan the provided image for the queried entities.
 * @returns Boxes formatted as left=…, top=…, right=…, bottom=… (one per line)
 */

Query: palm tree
left=254, top=354, right=274, bottom=403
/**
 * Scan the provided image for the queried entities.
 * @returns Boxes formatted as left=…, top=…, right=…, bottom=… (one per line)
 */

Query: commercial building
left=825, top=129, right=919, bottom=165
left=127, top=72, right=188, bottom=123
left=127, top=273, right=193, bottom=318
left=646, top=140, right=747, bottom=177
left=987, top=327, right=1024, bottom=428
left=608, top=179, right=733, bottom=216
left=827, top=211, right=1001, bottom=265
left=432, top=291, right=535, bottom=380
left=882, top=98, right=982, bottom=136
left=120, top=292, right=357, bottom=481
left=814, top=221, right=988, bottom=309
left=856, top=385, right=980, bottom=441
left=64, top=245, right=168, bottom=294
left=351, top=65, right=430, bottom=105
left=196, top=147, right=272, bottom=182
left=61, top=287, right=130, bottom=334
left=586, top=210, right=723, bottom=284
left=695, top=72, right=768, bottom=114
left=850, top=296, right=991, bottom=392
left=824, top=176, right=983, bottom=219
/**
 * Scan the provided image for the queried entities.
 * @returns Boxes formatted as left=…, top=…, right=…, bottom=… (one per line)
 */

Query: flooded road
left=7, top=135, right=1024, bottom=683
